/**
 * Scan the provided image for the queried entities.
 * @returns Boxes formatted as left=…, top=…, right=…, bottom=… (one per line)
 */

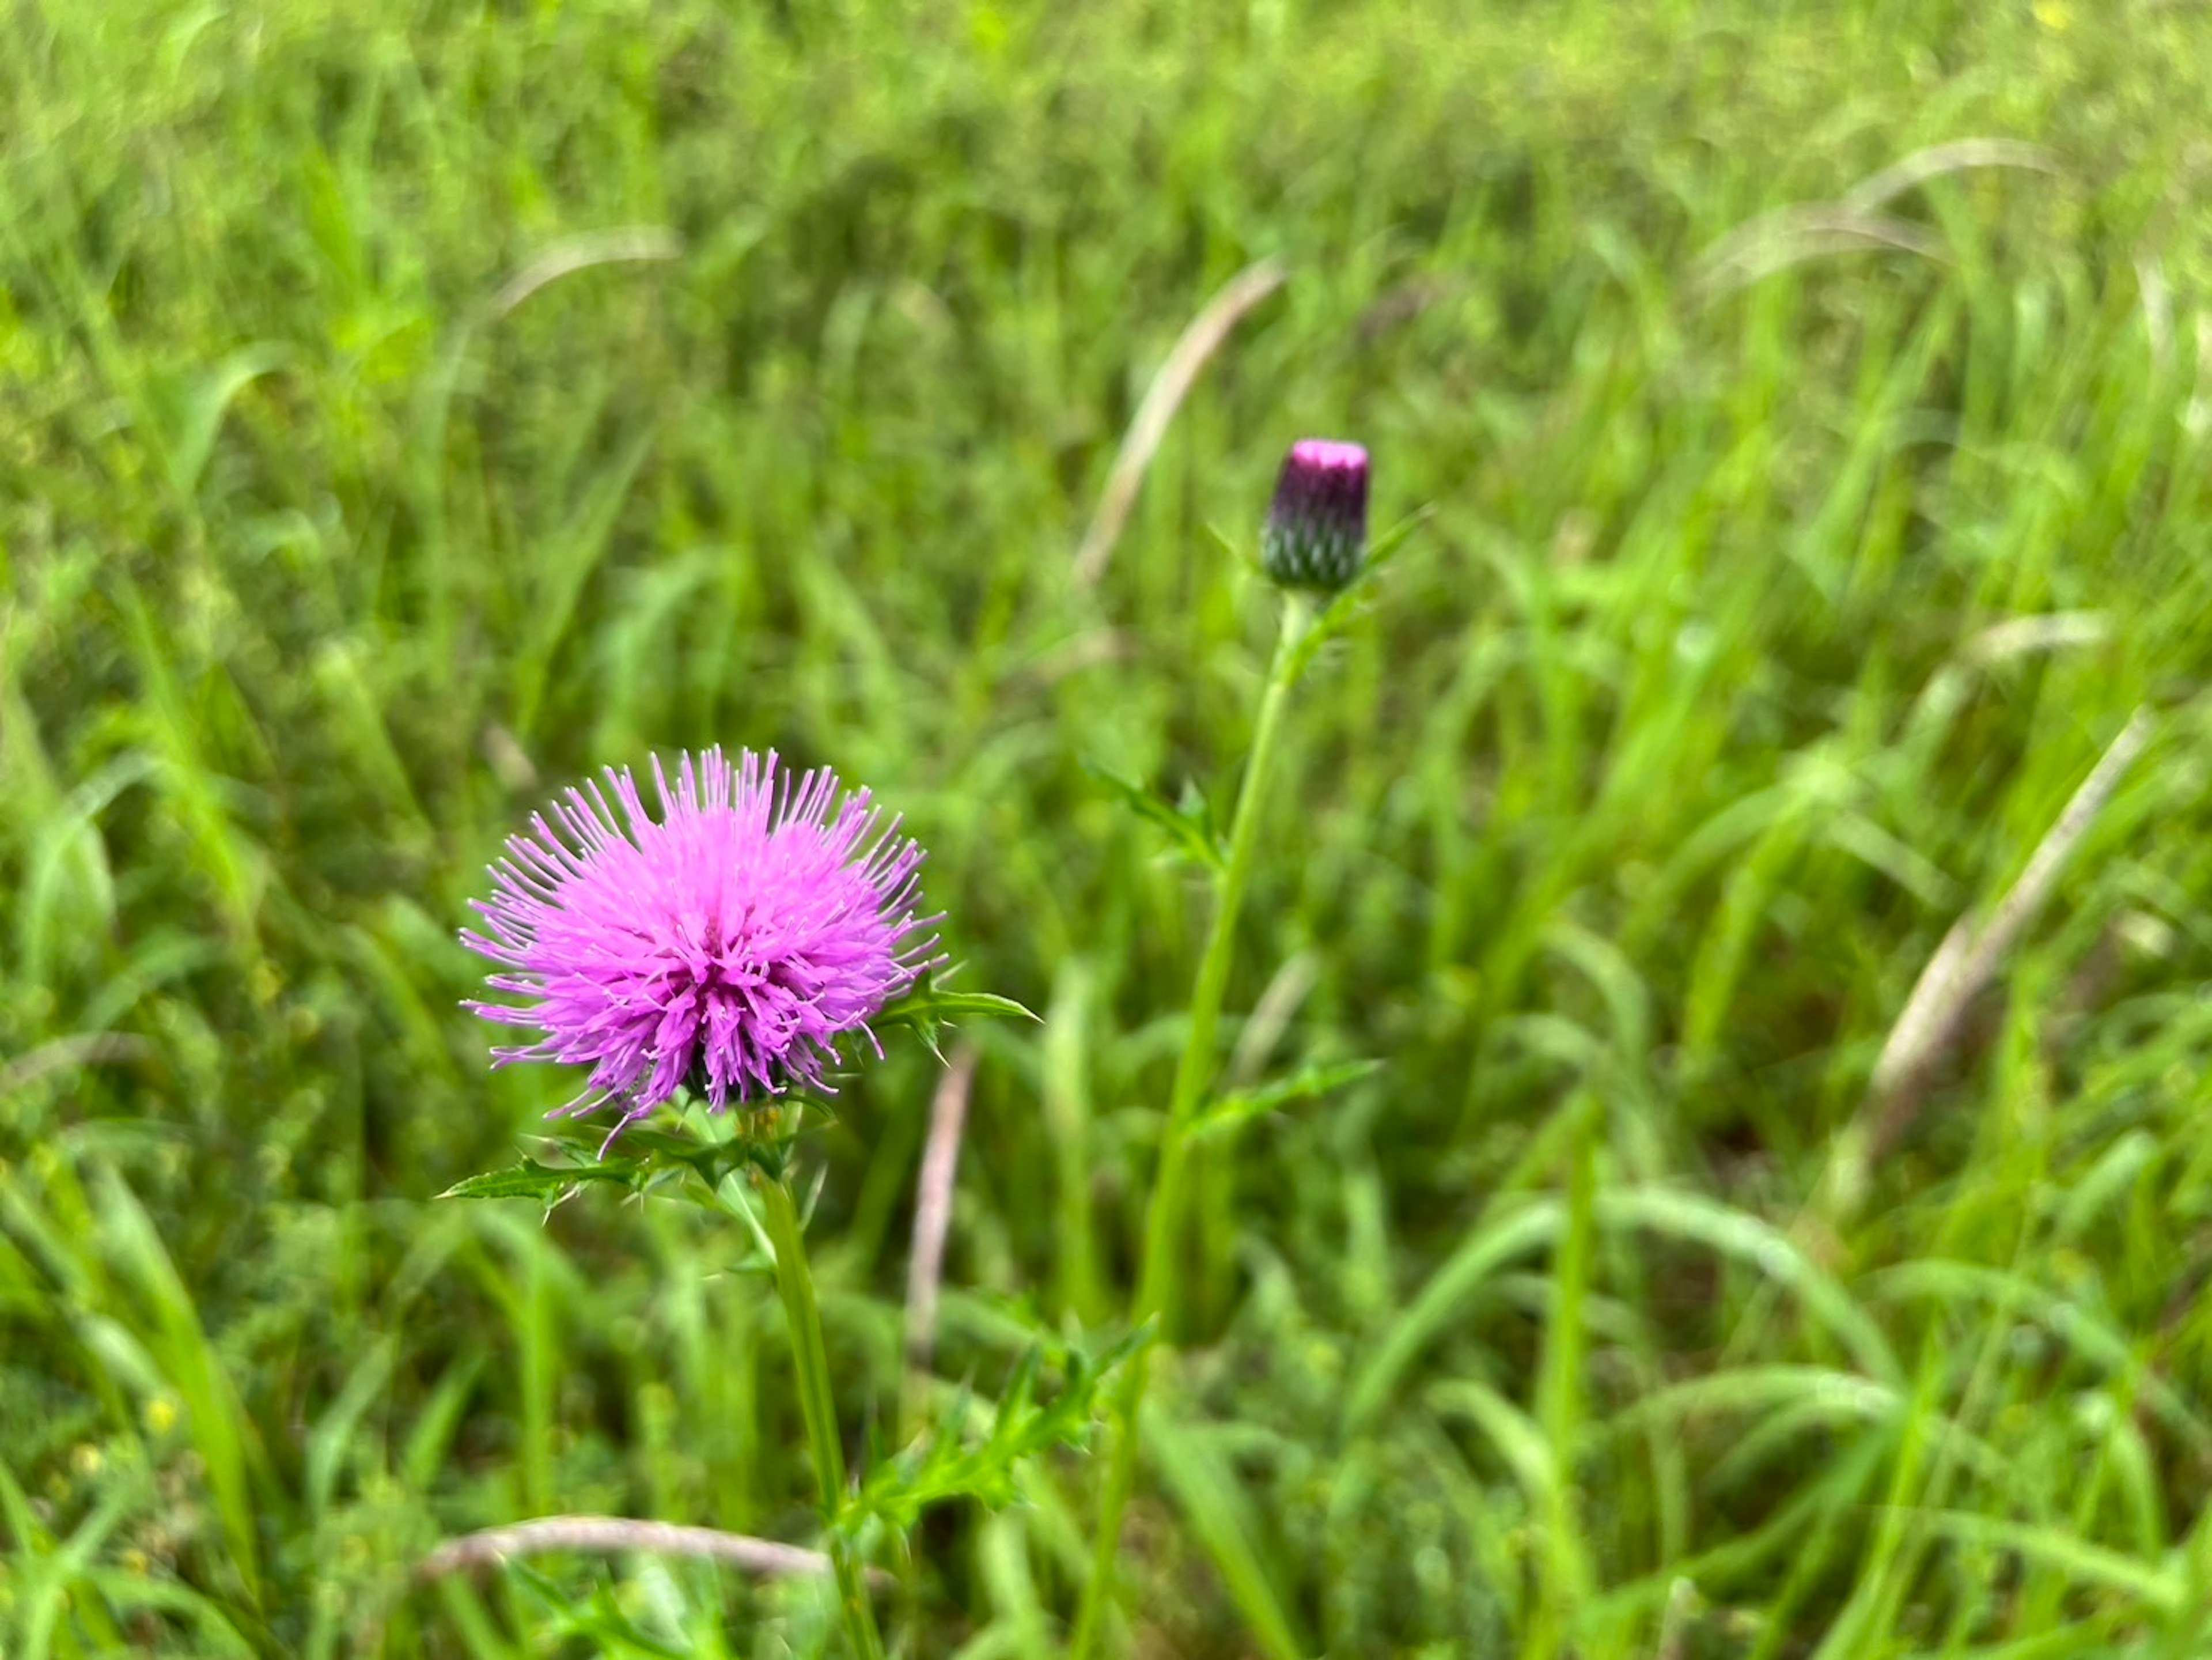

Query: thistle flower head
left=1261, top=438, right=1370, bottom=592
left=463, top=747, right=935, bottom=1140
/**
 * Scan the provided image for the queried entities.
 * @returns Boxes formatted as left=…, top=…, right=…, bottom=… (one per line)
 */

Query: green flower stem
left=1070, top=591, right=1315, bottom=1660
left=759, top=1171, right=886, bottom=1660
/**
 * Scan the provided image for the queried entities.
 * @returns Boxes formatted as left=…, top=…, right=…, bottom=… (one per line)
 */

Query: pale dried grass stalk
left=1961, top=611, right=2109, bottom=666
left=1837, top=138, right=2061, bottom=214
left=1073, top=257, right=1287, bottom=588
left=1694, top=137, right=2062, bottom=301
left=0, top=1032, right=153, bottom=1096
left=1867, top=705, right=2156, bottom=1132
left=418, top=1515, right=840, bottom=1582
left=490, top=226, right=684, bottom=317
left=904, top=1042, right=980, bottom=1375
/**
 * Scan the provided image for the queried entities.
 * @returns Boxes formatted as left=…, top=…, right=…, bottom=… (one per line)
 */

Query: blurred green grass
left=7, top=0, right=2212, bottom=1653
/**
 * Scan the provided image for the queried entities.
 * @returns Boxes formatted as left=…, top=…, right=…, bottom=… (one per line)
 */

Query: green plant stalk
left=1070, top=591, right=1315, bottom=1660
left=759, top=1172, right=887, bottom=1660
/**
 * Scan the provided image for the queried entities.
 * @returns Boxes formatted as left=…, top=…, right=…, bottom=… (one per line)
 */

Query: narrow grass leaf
left=1142, top=1410, right=1309, bottom=1660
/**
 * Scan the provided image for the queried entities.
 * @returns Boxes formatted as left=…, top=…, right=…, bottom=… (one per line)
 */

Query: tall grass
left=6, top=0, right=2212, bottom=1653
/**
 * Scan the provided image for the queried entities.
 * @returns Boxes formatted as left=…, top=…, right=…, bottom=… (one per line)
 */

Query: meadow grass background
left=7, top=0, right=2212, bottom=1654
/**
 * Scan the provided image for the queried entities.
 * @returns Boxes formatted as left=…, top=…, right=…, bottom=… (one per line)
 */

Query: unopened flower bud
left=1261, top=438, right=1370, bottom=592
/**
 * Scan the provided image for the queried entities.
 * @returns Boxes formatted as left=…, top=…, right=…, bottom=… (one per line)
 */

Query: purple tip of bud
left=1262, top=437, right=1370, bottom=592
left=1289, top=438, right=1369, bottom=471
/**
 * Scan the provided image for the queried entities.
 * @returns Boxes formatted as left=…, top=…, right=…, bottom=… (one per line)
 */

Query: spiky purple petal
left=463, top=747, right=936, bottom=1139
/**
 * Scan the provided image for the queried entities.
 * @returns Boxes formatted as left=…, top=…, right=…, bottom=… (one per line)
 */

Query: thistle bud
left=1260, top=438, right=1370, bottom=592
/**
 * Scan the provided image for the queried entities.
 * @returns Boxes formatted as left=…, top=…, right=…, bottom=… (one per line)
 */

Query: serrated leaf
left=508, top=1560, right=692, bottom=1657
left=911, top=989, right=1037, bottom=1022
left=1081, top=758, right=1228, bottom=871
left=842, top=1325, right=1147, bottom=1534
left=1085, top=1321, right=1154, bottom=1380
left=619, top=1125, right=786, bottom=1171
left=1175, top=777, right=1225, bottom=852
left=998, top=1346, right=1041, bottom=1424
left=1188, top=1058, right=1382, bottom=1145
left=525, top=1114, right=799, bottom=1190
left=605, top=1126, right=712, bottom=1162
left=1282, top=504, right=1433, bottom=686
left=439, top=1158, right=645, bottom=1205
left=874, top=973, right=1040, bottom=1056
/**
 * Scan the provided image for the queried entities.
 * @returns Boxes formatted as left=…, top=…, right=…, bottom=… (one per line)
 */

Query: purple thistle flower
left=1261, top=438, right=1370, bottom=592
left=462, top=746, right=935, bottom=1141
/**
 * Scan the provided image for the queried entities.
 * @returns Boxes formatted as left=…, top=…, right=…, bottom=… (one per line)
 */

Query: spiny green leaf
left=507, top=1561, right=693, bottom=1658
left=908, top=989, right=1038, bottom=1023
left=842, top=1325, right=1148, bottom=1534
left=1282, top=504, right=1433, bottom=686
left=615, top=1126, right=790, bottom=1183
left=438, top=1158, right=645, bottom=1205
left=604, top=1127, right=714, bottom=1163
left=874, top=973, right=1040, bottom=1056
left=1081, top=757, right=1229, bottom=871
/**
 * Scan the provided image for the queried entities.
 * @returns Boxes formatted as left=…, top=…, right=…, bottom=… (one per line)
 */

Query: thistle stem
left=760, top=1173, right=886, bottom=1660
left=1070, top=592, right=1314, bottom=1660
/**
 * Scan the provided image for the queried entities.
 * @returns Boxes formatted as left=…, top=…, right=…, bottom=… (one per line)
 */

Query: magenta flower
left=463, top=746, right=935, bottom=1139
left=1262, top=438, right=1370, bottom=592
